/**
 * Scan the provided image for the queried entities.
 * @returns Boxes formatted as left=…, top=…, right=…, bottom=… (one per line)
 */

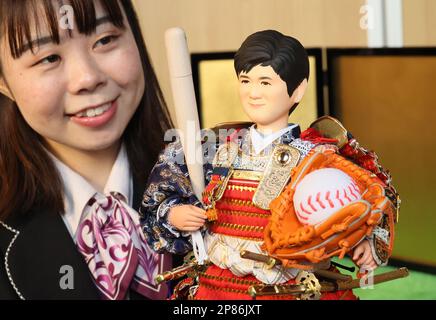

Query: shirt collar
left=49, top=144, right=133, bottom=237
left=250, top=123, right=299, bottom=154
left=104, top=144, right=132, bottom=204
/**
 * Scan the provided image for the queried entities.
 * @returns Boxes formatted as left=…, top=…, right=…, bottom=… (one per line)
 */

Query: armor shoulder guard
left=309, top=116, right=349, bottom=148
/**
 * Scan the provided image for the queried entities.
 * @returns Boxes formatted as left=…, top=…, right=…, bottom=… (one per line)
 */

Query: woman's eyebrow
left=20, top=36, right=54, bottom=55
left=20, top=15, right=113, bottom=55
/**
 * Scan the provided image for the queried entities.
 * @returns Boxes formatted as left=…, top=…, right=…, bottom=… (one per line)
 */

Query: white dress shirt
left=49, top=145, right=134, bottom=241
left=250, top=124, right=298, bottom=154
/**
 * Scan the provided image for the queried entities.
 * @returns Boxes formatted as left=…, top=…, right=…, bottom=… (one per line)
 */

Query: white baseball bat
left=164, top=27, right=208, bottom=264
left=165, top=27, right=205, bottom=198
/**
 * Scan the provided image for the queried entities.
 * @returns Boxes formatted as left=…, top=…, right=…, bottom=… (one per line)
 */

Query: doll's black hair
left=234, top=30, right=309, bottom=97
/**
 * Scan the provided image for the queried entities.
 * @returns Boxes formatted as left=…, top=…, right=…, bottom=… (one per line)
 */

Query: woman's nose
left=67, top=53, right=107, bottom=94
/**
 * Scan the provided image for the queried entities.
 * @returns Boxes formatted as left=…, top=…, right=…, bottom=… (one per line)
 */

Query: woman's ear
left=0, top=77, right=14, bottom=101
left=293, top=78, right=308, bottom=103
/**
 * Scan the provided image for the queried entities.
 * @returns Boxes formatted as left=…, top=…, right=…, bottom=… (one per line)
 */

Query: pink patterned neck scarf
left=76, top=192, right=171, bottom=300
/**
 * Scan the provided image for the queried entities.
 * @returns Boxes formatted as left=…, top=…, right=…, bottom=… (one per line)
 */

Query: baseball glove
left=263, top=149, right=396, bottom=269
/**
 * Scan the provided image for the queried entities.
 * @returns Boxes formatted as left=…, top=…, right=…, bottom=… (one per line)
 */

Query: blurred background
left=132, top=0, right=436, bottom=299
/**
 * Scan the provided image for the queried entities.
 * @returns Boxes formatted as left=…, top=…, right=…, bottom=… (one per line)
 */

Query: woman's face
left=0, top=1, right=145, bottom=154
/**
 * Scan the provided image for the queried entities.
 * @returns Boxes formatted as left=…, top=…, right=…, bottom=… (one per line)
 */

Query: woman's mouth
left=69, top=98, right=119, bottom=128
left=74, top=102, right=113, bottom=118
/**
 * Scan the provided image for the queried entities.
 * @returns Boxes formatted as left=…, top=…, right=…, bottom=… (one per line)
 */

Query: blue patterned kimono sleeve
left=139, top=139, right=213, bottom=255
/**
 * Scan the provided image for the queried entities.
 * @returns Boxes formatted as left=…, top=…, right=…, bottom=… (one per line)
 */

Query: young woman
left=0, top=0, right=173, bottom=300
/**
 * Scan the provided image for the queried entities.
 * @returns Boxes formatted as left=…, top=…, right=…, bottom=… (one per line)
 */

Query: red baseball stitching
left=348, top=185, right=358, bottom=200
left=316, top=192, right=326, bottom=209
left=296, top=209, right=309, bottom=221
left=336, top=190, right=345, bottom=206
left=299, top=203, right=312, bottom=217
left=307, top=195, right=317, bottom=212
left=297, top=179, right=361, bottom=221
left=325, top=191, right=335, bottom=208
left=343, top=188, right=352, bottom=202
left=351, top=182, right=360, bottom=194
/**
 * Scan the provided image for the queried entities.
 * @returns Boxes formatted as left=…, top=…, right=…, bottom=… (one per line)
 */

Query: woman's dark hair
left=0, top=0, right=173, bottom=220
left=234, top=30, right=309, bottom=113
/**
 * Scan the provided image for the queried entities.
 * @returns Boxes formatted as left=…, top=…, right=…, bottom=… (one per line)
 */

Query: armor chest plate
left=209, top=176, right=270, bottom=241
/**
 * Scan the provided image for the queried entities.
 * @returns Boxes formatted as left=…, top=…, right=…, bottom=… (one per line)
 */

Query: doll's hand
left=352, top=239, right=378, bottom=271
left=168, top=205, right=207, bottom=232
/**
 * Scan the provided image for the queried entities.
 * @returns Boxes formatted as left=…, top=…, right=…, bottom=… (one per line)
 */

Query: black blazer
left=0, top=179, right=172, bottom=300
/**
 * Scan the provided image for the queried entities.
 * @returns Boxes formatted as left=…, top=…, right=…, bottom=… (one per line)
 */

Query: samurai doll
left=140, top=30, right=400, bottom=300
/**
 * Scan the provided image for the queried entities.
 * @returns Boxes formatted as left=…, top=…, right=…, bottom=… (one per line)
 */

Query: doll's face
left=238, top=65, right=299, bottom=132
left=0, top=1, right=145, bottom=156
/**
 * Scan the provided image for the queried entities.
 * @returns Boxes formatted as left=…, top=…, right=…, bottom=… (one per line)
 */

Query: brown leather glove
left=264, top=150, right=395, bottom=269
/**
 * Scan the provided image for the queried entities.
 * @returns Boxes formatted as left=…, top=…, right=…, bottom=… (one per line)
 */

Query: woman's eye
left=37, top=54, right=61, bottom=66
left=261, top=81, right=271, bottom=86
left=93, top=35, right=118, bottom=49
left=240, top=79, right=249, bottom=84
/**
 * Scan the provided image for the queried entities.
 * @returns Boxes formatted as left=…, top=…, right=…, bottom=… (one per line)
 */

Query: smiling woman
left=0, top=0, right=174, bottom=300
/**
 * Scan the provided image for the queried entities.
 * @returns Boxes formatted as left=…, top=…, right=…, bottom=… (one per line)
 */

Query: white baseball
left=293, top=168, right=361, bottom=226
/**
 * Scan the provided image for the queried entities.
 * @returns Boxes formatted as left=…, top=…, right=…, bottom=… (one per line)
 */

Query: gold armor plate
left=232, top=170, right=263, bottom=181
left=252, top=144, right=301, bottom=210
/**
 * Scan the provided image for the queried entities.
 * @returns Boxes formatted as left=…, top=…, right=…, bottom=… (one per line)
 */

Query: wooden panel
left=132, top=0, right=367, bottom=123
left=403, top=0, right=436, bottom=46
left=330, top=55, right=436, bottom=266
